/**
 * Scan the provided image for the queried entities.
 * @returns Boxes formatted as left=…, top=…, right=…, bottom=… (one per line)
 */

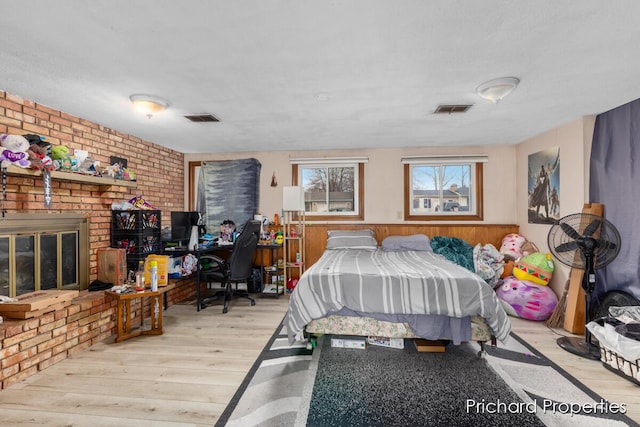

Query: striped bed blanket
left=286, top=248, right=511, bottom=344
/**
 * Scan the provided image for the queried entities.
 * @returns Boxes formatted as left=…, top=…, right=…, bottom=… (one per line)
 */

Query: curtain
left=197, top=159, right=261, bottom=236
left=590, top=98, right=640, bottom=300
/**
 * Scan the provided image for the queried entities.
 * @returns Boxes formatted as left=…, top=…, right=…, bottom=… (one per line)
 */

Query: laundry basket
left=587, top=306, right=640, bottom=386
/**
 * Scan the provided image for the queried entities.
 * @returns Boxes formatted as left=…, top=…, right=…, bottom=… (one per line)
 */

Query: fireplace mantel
left=6, top=165, right=137, bottom=188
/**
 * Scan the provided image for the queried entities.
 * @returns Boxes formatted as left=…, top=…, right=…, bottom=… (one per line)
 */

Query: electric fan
left=547, top=212, right=621, bottom=360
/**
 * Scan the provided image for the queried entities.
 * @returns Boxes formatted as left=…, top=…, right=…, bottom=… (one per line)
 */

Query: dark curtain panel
left=590, top=99, right=640, bottom=300
left=197, top=159, right=261, bottom=236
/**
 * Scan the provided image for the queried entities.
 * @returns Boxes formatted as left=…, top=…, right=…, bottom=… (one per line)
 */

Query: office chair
left=199, top=220, right=261, bottom=313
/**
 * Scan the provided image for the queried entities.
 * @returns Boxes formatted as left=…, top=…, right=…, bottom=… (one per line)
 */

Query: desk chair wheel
left=223, top=307, right=229, bottom=314
left=251, top=300, right=256, bottom=306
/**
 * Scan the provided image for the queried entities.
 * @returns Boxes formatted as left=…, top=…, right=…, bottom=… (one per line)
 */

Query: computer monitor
left=171, top=211, right=200, bottom=248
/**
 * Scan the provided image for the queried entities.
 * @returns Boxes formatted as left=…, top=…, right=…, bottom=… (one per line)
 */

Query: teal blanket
left=430, top=236, right=474, bottom=272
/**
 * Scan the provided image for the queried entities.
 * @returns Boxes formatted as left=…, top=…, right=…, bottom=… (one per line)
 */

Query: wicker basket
left=590, top=314, right=640, bottom=386
left=598, top=345, right=640, bottom=386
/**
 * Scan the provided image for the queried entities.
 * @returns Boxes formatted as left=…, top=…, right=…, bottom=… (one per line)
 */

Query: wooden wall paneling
left=303, top=223, right=519, bottom=268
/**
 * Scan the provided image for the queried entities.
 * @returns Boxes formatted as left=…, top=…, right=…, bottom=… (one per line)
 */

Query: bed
left=285, top=231, right=511, bottom=350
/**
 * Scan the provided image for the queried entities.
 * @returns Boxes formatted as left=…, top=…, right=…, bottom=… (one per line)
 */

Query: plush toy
left=275, top=231, right=284, bottom=245
left=496, top=276, right=558, bottom=321
left=51, top=145, right=73, bottom=170
left=0, top=134, right=31, bottom=168
left=513, top=252, right=555, bottom=286
left=27, top=144, right=54, bottom=170
left=51, top=145, right=70, bottom=160
left=499, top=233, right=526, bottom=260
left=23, top=134, right=52, bottom=155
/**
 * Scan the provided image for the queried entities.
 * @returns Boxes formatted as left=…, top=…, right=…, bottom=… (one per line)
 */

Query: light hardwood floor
left=510, top=316, right=640, bottom=424
left=0, top=298, right=637, bottom=426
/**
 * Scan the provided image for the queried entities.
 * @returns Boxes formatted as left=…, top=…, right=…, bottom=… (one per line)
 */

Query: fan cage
left=547, top=213, right=620, bottom=269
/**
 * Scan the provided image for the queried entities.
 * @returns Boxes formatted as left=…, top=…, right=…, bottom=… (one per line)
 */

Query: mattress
left=286, top=248, right=511, bottom=344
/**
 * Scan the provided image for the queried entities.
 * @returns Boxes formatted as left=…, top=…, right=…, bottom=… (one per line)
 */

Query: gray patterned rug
left=216, top=323, right=638, bottom=427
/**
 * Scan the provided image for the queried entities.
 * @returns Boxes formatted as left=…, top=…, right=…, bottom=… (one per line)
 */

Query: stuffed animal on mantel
left=27, top=144, right=54, bottom=171
left=0, top=134, right=31, bottom=169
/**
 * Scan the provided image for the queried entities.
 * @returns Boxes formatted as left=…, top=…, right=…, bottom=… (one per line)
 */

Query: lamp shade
left=283, top=186, right=304, bottom=211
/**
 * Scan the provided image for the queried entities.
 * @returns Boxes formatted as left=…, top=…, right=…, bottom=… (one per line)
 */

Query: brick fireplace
left=0, top=89, right=191, bottom=390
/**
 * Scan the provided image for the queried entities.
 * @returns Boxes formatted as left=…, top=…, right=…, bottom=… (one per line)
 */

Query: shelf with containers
left=282, top=186, right=306, bottom=296
left=260, top=248, right=285, bottom=296
left=111, top=210, right=162, bottom=270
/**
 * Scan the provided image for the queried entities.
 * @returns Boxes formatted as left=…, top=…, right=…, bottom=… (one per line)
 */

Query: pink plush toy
left=496, top=276, right=558, bottom=321
left=499, top=233, right=527, bottom=260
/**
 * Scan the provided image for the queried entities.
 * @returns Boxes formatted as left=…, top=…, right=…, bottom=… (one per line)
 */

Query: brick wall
left=0, top=90, right=185, bottom=280
left=0, top=90, right=191, bottom=387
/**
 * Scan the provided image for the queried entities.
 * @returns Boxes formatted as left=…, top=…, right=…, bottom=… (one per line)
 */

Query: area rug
left=216, top=323, right=315, bottom=427
left=217, top=324, right=638, bottom=427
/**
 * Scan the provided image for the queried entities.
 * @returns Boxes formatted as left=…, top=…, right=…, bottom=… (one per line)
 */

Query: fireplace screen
left=0, top=213, right=88, bottom=298
left=0, top=232, right=78, bottom=297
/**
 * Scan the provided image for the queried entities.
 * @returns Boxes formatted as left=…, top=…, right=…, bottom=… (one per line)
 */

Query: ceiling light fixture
left=476, top=77, right=520, bottom=103
left=129, top=94, right=169, bottom=118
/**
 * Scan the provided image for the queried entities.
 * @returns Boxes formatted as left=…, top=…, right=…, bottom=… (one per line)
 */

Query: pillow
left=326, top=229, right=378, bottom=250
left=381, top=234, right=432, bottom=252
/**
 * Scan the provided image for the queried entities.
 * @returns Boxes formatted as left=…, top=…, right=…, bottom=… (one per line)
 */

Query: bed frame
left=298, top=223, right=518, bottom=356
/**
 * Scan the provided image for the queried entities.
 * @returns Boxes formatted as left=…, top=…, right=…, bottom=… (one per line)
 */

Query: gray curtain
left=197, top=159, right=261, bottom=236
left=589, top=98, right=640, bottom=300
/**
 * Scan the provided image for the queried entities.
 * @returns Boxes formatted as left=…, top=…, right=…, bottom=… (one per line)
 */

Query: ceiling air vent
left=434, top=104, right=473, bottom=114
left=184, top=114, right=220, bottom=123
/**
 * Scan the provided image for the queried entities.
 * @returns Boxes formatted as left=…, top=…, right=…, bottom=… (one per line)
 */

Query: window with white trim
left=291, top=157, right=367, bottom=221
left=402, top=155, right=486, bottom=221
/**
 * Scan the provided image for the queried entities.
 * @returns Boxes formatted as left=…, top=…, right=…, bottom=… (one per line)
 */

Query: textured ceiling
left=2, top=1, right=640, bottom=154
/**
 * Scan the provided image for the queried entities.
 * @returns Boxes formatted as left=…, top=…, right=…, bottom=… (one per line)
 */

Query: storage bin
left=587, top=316, right=640, bottom=385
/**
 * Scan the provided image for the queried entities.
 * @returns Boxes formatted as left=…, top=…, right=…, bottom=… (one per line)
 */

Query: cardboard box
left=97, top=248, right=127, bottom=285
left=331, top=335, right=367, bottom=349
left=367, top=336, right=405, bottom=349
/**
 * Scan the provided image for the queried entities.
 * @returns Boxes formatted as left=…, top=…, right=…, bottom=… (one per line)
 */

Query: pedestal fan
left=547, top=212, right=621, bottom=359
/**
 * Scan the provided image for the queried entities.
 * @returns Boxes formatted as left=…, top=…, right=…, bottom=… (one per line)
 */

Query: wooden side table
left=106, top=290, right=163, bottom=342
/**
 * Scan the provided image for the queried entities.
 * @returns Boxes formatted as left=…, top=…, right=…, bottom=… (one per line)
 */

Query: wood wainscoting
left=303, top=223, right=519, bottom=268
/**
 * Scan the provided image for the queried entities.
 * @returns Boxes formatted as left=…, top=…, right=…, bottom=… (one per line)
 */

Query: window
left=291, top=157, right=367, bottom=220
left=403, top=155, right=486, bottom=221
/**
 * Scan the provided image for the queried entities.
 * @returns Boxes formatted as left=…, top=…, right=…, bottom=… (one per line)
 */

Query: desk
left=106, top=290, right=163, bottom=342
left=164, top=246, right=227, bottom=312
left=164, top=244, right=282, bottom=310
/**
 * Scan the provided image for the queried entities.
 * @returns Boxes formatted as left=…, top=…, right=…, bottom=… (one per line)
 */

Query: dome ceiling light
left=476, top=77, right=520, bottom=103
left=129, top=94, right=169, bottom=118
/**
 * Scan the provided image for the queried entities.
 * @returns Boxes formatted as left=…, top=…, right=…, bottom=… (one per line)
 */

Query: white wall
left=184, top=144, right=518, bottom=225
left=185, top=116, right=597, bottom=296
left=185, top=116, right=598, bottom=297
left=515, top=116, right=596, bottom=295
